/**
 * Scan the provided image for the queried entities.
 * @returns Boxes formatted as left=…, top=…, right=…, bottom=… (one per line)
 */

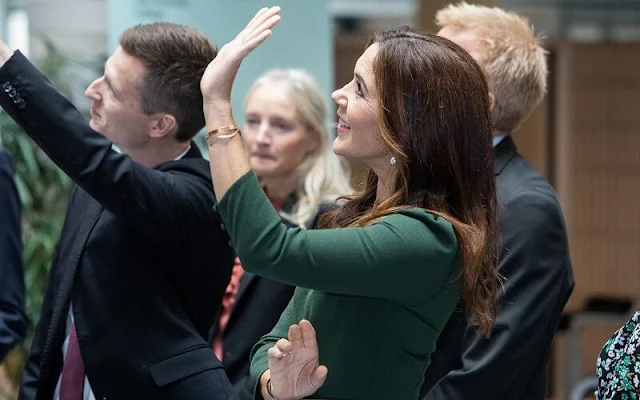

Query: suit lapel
left=216, top=272, right=255, bottom=338
left=42, top=188, right=104, bottom=368
left=232, top=272, right=256, bottom=313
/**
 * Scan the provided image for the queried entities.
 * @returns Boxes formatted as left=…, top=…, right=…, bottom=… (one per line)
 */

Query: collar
left=493, top=135, right=517, bottom=176
left=492, top=134, right=507, bottom=148
left=111, top=144, right=193, bottom=161
left=173, top=145, right=191, bottom=161
left=263, top=187, right=297, bottom=212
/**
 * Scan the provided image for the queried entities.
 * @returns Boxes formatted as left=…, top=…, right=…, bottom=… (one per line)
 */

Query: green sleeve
left=248, top=287, right=310, bottom=399
left=217, top=172, right=458, bottom=305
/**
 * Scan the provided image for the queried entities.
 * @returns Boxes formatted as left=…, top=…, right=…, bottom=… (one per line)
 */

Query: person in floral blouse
left=596, top=309, right=640, bottom=399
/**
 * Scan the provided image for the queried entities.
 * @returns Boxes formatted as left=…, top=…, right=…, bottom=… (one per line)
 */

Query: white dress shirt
left=493, top=134, right=507, bottom=148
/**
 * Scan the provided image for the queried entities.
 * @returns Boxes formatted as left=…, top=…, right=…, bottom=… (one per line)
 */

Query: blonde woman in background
left=208, top=68, right=351, bottom=400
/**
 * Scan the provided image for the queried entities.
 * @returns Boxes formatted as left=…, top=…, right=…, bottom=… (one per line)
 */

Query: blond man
left=421, top=3, right=574, bottom=399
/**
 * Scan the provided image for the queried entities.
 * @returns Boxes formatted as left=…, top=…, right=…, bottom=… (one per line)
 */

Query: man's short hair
left=437, top=2, right=548, bottom=132
left=120, top=22, right=217, bottom=142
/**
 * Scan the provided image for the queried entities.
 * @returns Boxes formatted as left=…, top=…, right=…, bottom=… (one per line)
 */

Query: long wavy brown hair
left=319, top=27, right=500, bottom=336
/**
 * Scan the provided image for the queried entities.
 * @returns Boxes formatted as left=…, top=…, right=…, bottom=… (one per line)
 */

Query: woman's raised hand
left=267, top=320, right=328, bottom=400
left=201, top=6, right=281, bottom=105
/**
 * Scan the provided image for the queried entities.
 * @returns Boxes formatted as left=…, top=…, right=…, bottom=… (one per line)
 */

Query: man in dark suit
left=0, top=23, right=235, bottom=400
left=0, top=146, right=29, bottom=363
left=421, top=4, right=575, bottom=399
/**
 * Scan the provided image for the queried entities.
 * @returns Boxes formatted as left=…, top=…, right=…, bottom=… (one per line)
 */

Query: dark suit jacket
left=0, top=147, right=29, bottom=362
left=0, top=52, right=235, bottom=400
left=421, top=136, right=574, bottom=400
left=210, top=199, right=332, bottom=400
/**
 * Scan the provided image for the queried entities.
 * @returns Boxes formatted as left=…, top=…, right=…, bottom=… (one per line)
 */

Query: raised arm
left=0, top=43, right=215, bottom=242
left=201, top=6, right=281, bottom=199
left=217, top=172, right=457, bottom=303
left=201, top=7, right=457, bottom=302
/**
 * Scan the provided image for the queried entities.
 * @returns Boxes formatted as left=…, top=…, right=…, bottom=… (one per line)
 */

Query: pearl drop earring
left=390, top=156, right=396, bottom=165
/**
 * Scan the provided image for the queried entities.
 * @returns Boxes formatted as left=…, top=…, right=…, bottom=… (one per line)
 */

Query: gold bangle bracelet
left=206, top=124, right=241, bottom=146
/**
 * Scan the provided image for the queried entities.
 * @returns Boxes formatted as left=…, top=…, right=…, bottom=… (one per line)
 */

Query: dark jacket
left=421, top=136, right=574, bottom=400
left=0, top=51, right=235, bottom=400
left=0, top=147, right=28, bottom=362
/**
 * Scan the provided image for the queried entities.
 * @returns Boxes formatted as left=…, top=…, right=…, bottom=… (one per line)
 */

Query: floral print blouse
left=596, top=309, right=640, bottom=399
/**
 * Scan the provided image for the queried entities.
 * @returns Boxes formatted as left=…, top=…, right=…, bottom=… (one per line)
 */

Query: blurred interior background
left=0, top=1, right=639, bottom=399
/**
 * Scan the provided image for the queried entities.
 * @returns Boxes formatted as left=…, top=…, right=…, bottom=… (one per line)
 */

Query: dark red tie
left=59, top=324, right=84, bottom=400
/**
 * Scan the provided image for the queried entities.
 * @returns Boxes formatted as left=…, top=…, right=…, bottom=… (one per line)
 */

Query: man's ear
left=488, top=92, right=496, bottom=112
left=149, top=114, right=177, bottom=139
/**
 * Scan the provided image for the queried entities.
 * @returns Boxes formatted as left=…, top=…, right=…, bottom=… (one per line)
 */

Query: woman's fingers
left=244, top=6, right=281, bottom=40
left=288, top=323, right=303, bottom=350
left=268, top=338, right=292, bottom=360
left=275, top=337, right=293, bottom=353
left=268, top=346, right=282, bottom=360
left=240, top=26, right=274, bottom=52
left=248, top=13, right=281, bottom=40
left=228, top=6, right=280, bottom=56
left=311, top=365, right=329, bottom=389
left=299, top=319, right=318, bottom=350
left=242, top=7, right=271, bottom=36
left=241, top=15, right=280, bottom=50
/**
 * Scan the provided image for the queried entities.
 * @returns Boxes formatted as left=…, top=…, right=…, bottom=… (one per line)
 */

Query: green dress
left=216, top=172, right=461, bottom=399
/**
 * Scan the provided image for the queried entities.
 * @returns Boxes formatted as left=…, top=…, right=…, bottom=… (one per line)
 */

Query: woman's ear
left=305, top=128, right=322, bottom=153
left=488, top=92, right=496, bottom=112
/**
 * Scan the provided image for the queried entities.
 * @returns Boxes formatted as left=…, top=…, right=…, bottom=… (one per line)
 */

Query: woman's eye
left=355, top=82, right=364, bottom=97
left=274, top=123, right=293, bottom=132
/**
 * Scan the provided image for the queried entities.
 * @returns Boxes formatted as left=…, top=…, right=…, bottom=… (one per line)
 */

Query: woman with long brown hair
left=201, top=7, right=500, bottom=400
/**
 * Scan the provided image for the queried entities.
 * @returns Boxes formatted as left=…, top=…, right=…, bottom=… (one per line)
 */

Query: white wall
left=22, top=0, right=106, bottom=60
